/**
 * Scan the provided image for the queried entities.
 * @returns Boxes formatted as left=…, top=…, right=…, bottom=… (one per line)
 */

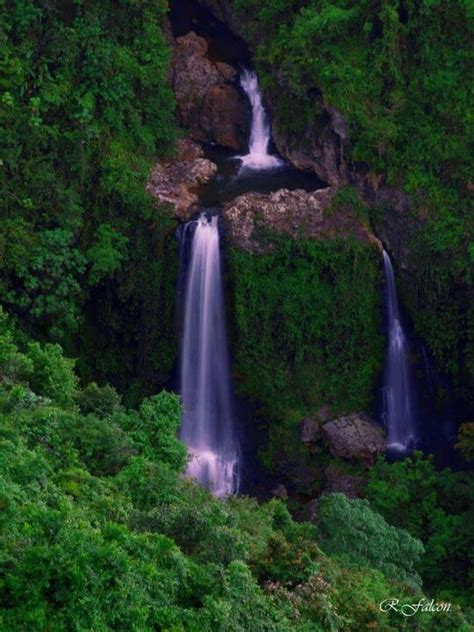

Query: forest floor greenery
left=0, top=310, right=472, bottom=630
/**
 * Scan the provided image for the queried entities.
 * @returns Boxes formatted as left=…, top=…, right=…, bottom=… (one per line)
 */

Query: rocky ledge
left=222, top=187, right=382, bottom=252
left=321, top=413, right=386, bottom=467
left=172, top=32, right=250, bottom=151
left=147, top=139, right=217, bottom=220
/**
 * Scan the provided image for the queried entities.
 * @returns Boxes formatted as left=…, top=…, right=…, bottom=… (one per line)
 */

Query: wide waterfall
left=179, top=213, right=239, bottom=496
left=239, top=69, right=284, bottom=170
left=382, top=250, right=417, bottom=452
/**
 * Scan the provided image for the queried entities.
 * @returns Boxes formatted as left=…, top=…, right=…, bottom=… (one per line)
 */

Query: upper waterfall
left=382, top=250, right=417, bottom=453
left=239, top=69, right=284, bottom=171
left=179, top=214, right=239, bottom=496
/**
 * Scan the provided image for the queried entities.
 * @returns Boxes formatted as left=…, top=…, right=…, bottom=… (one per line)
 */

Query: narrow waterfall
left=179, top=213, right=239, bottom=496
left=382, top=250, right=417, bottom=452
left=239, top=69, right=284, bottom=170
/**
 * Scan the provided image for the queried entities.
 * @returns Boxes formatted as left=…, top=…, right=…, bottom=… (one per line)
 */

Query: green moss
left=228, top=233, right=384, bottom=471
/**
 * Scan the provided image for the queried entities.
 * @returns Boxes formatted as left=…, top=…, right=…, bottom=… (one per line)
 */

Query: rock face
left=321, top=413, right=386, bottom=466
left=171, top=32, right=250, bottom=151
left=272, top=106, right=350, bottom=187
left=222, top=187, right=382, bottom=253
left=147, top=139, right=217, bottom=220
left=369, top=186, right=415, bottom=271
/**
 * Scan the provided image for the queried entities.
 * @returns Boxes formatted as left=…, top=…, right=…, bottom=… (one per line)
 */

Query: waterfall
left=382, top=250, right=417, bottom=452
left=239, top=69, right=284, bottom=170
left=179, top=213, right=239, bottom=496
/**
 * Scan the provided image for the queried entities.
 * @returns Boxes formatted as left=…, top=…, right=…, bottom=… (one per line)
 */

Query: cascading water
left=239, top=69, right=284, bottom=170
left=382, top=250, right=417, bottom=453
left=179, top=213, right=239, bottom=496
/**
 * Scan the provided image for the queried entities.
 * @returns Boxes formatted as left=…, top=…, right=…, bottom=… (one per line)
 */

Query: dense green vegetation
left=1, top=311, right=471, bottom=630
left=229, top=232, right=383, bottom=470
left=231, top=0, right=474, bottom=408
left=0, top=0, right=178, bottom=401
left=1, top=0, right=472, bottom=628
left=368, top=453, right=474, bottom=605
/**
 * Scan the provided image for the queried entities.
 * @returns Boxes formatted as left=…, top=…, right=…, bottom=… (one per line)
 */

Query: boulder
left=171, top=32, right=250, bottom=150
left=324, top=462, right=366, bottom=499
left=222, top=187, right=382, bottom=253
left=321, top=413, right=386, bottom=466
left=147, top=139, right=217, bottom=220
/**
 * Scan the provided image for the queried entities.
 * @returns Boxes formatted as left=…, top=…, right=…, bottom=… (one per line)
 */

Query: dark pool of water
left=199, top=145, right=325, bottom=207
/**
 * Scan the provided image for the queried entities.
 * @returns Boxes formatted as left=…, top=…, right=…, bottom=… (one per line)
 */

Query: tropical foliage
left=0, top=0, right=178, bottom=401
left=0, top=311, right=470, bottom=630
left=232, top=0, right=474, bottom=406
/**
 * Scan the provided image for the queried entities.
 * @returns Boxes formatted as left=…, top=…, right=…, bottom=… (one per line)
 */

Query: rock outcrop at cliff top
left=321, top=413, right=386, bottom=466
left=222, top=187, right=382, bottom=252
left=147, top=139, right=217, bottom=220
left=171, top=32, right=250, bottom=151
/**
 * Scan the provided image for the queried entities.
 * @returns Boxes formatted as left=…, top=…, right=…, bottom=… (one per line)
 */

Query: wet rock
left=196, top=0, right=416, bottom=277
left=147, top=139, right=217, bottom=220
left=272, top=484, right=288, bottom=499
left=324, top=462, right=366, bottom=499
left=222, top=187, right=381, bottom=253
left=171, top=32, right=250, bottom=151
left=321, top=413, right=386, bottom=466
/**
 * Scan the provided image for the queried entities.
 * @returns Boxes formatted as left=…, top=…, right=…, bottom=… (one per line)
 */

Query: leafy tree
left=0, top=317, right=471, bottom=630
left=0, top=0, right=178, bottom=399
left=317, top=493, right=424, bottom=588
left=367, top=453, right=474, bottom=600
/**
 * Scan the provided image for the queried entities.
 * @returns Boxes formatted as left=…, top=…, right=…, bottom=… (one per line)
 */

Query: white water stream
left=239, top=69, right=284, bottom=171
left=179, top=214, right=239, bottom=496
